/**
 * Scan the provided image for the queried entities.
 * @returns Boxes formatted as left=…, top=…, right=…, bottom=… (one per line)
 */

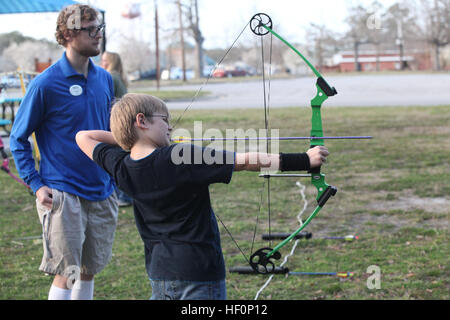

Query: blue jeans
left=149, top=279, right=226, bottom=300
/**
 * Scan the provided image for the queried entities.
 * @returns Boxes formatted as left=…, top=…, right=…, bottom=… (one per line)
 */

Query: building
left=331, top=51, right=415, bottom=72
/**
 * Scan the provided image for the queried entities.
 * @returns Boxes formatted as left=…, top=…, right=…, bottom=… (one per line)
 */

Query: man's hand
left=307, top=146, right=329, bottom=168
left=36, top=186, right=53, bottom=210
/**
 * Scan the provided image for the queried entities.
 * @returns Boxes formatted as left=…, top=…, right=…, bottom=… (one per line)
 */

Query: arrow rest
left=250, top=13, right=272, bottom=36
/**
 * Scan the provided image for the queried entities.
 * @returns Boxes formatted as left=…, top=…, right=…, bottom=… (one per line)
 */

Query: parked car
left=0, top=74, right=33, bottom=90
left=212, top=67, right=248, bottom=78
left=0, top=75, right=21, bottom=88
left=212, top=68, right=227, bottom=78
left=203, top=65, right=215, bottom=77
left=161, top=67, right=195, bottom=80
left=139, top=69, right=158, bottom=80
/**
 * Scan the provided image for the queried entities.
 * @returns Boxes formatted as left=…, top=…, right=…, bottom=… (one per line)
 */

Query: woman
left=101, top=51, right=128, bottom=99
left=101, top=51, right=133, bottom=207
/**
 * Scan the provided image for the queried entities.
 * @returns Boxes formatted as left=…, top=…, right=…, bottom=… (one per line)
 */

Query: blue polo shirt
left=10, top=52, right=115, bottom=200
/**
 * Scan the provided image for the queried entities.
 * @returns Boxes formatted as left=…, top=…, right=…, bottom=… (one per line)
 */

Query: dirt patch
left=369, top=196, right=450, bottom=214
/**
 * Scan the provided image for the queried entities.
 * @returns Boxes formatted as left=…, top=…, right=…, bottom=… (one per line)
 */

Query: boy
left=76, top=93, right=329, bottom=300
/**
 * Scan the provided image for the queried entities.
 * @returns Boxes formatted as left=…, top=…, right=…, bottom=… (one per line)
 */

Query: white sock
left=48, top=285, right=72, bottom=300
left=71, top=279, right=94, bottom=300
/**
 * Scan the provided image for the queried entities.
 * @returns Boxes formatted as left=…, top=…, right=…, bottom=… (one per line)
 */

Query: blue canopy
left=0, top=0, right=103, bottom=14
left=0, top=0, right=106, bottom=50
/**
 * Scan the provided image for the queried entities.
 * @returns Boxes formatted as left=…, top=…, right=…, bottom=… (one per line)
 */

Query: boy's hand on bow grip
left=307, top=146, right=329, bottom=168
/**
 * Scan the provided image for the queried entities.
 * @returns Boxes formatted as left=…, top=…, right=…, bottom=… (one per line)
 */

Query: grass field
left=0, top=104, right=448, bottom=300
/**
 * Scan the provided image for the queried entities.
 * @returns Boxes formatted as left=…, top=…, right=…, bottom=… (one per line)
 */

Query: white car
left=161, top=67, right=195, bottom=80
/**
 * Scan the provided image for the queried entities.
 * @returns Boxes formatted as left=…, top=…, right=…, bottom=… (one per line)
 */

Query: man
left=10, top=4, right=118, bottom=300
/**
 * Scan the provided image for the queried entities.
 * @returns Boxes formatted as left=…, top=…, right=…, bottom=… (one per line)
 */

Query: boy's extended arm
left=234, top=146, right=329, bottom=172
left=76, top=130, right=117, bottom=160
left=234, top=152, right=280, bottom=171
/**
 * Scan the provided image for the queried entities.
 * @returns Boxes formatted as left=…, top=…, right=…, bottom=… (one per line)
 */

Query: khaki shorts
left=36, top=189, right=118, bottom=277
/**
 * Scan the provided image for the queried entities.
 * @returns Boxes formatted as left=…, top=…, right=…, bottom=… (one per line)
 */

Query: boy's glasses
left=77, top=24, right=105, bottom=38
left=150, top=114, right=170, bottom=125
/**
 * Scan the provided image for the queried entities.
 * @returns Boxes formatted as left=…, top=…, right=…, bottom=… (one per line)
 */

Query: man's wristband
left=279, top=153, right=310, bottom=172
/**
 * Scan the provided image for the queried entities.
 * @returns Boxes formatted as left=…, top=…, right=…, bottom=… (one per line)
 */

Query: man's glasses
left=77, top=24, right=105, bottom=38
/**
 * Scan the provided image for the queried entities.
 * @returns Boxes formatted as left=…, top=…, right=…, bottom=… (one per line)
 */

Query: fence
left=0, top=97, right=21, bottom=136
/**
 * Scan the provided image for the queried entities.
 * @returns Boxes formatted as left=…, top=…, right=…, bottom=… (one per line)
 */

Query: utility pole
left=101, top=11, right=106, bottom=53
left=177, top=0, right=187, bottom=82
left=154, top=0, right=160, bottom=89
left=434, top=0, right=441, bottom=71
left=192, top=0, right=204, bottom=78
left=396, top=19, right=404, bottom=70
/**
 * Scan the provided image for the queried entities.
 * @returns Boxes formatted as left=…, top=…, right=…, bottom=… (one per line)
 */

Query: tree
left=421, top=0, right=450, bottom=70
left=0, top=31, right=34, bottom=55
left=344, top=2, right=384, bottom=71
left=2, top=40, right=62, bottom=72
left=185, top=0, right=204, bottom=79
left=306, top=23, right=339, bottom=72
left=0, top=55, right=17, bottom=72
left=384, top=2, right=422, bottom=70
left=118, top=36, right=154, bottom=75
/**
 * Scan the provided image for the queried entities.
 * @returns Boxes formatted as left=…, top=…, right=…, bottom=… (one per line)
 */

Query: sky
left=0, top=0, right=400, bottom=51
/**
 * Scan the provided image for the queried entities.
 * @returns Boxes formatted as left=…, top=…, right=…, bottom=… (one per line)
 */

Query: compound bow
left=248, top=13, right=339, bottom=274
left=172, top=13, right=370, bottom=276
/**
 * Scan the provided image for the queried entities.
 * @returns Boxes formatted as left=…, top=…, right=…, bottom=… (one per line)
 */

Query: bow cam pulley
left=250, top=13, right=272, bottom=36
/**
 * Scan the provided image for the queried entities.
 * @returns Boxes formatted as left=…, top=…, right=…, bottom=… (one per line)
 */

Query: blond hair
left=110, top=93, right=168, bottom=151
left=55, top=4, right=99, bottom=47
left=102, top=51, right=128, bottom=88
